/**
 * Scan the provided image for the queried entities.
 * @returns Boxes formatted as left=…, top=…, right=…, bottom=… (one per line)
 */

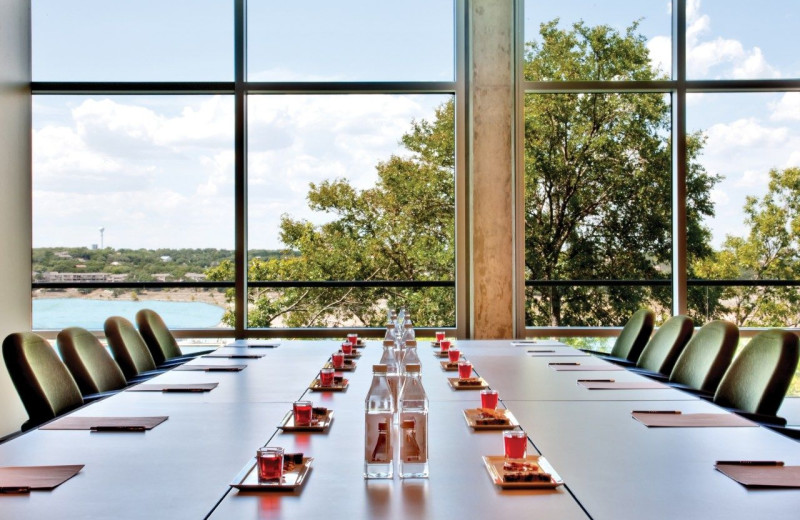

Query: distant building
left=41, top=272, right=129, bottom=283
left=152, top=273, right=171, bottom=282
left=184, top=273, right=207, bottom=282
left=160, top=255, right=172, bottom=262
left=54, top=251, right=72, bottom=259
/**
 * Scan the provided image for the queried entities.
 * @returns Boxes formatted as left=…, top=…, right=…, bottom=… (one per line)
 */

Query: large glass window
left=247, top=0, right=454, bottom=82
left=32, top=0, right=233, bottom=81
left=32, top=95, right=235, bottom=330
left=32, top=1, right=460, bottom=334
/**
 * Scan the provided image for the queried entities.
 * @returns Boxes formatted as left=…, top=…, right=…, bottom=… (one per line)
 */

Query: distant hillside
left=32, top=247, right=289, bottom=282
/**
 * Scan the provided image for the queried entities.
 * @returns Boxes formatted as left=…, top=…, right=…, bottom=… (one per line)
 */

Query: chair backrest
left=713, top=330, right=799, bottom=416
left=609, top=309, right=655, bottom=362
left=635, top=315, right=694, bottom=375
left=57, top=327, right=128, bottom=395
left=669, top=320, right=738, bottom=393
left=104, top=316, right=158, bottom=379
left=136, top=308, right=182, bottom=365
left=3, top=332, right=84, bottom=429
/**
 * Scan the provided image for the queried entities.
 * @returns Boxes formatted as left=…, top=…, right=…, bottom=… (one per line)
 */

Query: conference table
left=0, top=339, right=798, bottom=519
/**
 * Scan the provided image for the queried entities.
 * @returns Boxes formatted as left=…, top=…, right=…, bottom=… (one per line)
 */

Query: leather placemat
left=127, top=383, right=218, bottom=392
left=716, top=464, right=800, bottom=488
left=632, top=412, right=755, bottom=428
left=0, top=465, right=84, bottom=490
left=40, top=416, right=168, bottom=431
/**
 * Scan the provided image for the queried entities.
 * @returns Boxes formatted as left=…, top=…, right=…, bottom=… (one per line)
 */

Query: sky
left=31, top=0, right=800, bottom=251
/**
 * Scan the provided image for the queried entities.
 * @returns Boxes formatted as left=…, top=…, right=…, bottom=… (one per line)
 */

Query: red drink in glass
left=347, top=333, right=358, bottom=346
left=257, top=447, right=284, bottom=481
left=332, top=351, right=345, bottom=369
left=341, top=342, right=353, bottom=355
left=480, top=389, right=499, bottom=409
left=458, top=361, right=472, bottom=379
left=293, top=401, right=313, bottom=426
left=439, top=340, right=451, bottom=352
left=503, top=431, right=527, bottom=460
left=435, top=331, right=445, bottom=342
left=448, top=348, right=461, bottom=363
left=320, top=368, right=335, bottom=387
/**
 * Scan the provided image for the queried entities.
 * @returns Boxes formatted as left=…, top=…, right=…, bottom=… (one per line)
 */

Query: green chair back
left=57, top=327, right=128, bottom=395
left=104, top=316, right=158, bottom=380
left=3, top=332, right=84, bottom=429
left=669, top=320, right=738, bottom=393
left=636, top=315, right=694, bottom=375
left=714, top=330, right=799, bottom=416
left=610, top=309, right=655, bottom=362
left=136, top=308, right=182, bottom=365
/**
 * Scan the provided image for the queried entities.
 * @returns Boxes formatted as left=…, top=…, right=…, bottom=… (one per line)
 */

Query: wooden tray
left=309, top=378, right=349, bottom=392
left=448, top=377, right=488, bottom=390
left=230, top=457, right=314, bottom=491
left=278, top=410, right=334, bottom=432
left=440, top=361, right=459, bottom=372
left=323, top=361, right=357, bottom=372
left=462, top=409, right=519, bottom=430
left=482, top=455, right=563, bottom=489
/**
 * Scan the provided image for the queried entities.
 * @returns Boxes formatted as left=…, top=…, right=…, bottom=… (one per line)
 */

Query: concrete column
left=0, top=0, right=32, bottom=437
left=469, top=0, right=514, bottom=338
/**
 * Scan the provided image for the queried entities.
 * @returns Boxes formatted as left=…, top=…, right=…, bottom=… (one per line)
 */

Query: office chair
left=629, top=315, right=694, bottom=378
left=136, top=308, right=212, bottom=366
left=57, top=326, right=129, bottom=397
left=3, top=332, right=84, bottom=430
left=104, top=316, right=168, bottom=380
left=667, top=320, right=738, bottom=397
left=582, top=308, right=655, bottom=366
left=713, top=329, right=799, bottom=426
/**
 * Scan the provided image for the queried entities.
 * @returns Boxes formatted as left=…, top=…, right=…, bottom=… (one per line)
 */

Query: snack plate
left=309, top=378, right=349, bottom=392
left=278, top=410, right=334, bottom=432
left=342, top=351, right=361, bottom=359
left=323, top=361, right=357, bottom=372
left=231, top=457, right=314, bottom=491
left=482, top=455, right=563, bottom=489
left=440, top=360, right=459, bottom=372
left=448, top=377, right=489, bottom=390
left=462, top=408, right=519, bottom=430
left=433, top=351, right=453, bottom=358
left=352, top=340, right=366, bottom=349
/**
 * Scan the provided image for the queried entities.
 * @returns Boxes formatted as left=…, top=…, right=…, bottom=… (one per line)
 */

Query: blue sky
left=31, top=0, right=800, bottom=251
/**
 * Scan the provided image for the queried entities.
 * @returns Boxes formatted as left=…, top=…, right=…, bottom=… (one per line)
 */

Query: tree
left=209, top=19, right=719, bottom=329
left=206, top=102, right=456, bottom=328
left=523, top=20, right=717, bottom=326
left=693, top=167, right=800, bottom=327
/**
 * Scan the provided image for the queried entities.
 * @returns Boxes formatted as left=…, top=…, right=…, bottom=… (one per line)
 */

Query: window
left=32, top=0, right=461, bottom=334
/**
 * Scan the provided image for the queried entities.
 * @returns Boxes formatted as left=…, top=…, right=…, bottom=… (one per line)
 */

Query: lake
left=33, top=298, right=226, bottom=330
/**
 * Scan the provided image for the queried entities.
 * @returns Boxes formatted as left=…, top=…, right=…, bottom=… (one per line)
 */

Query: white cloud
left=705, top=118, right=788, bottom=150
left=34, top=93, right=448, bottom=249
left=734, top=169, right=770, bottom=188
left=769, top=92, right=800, bottom=122
left=709, top=187, right=729, bottom=207
left=677, top=1, right=781, bottom=80
left=646, top=35, right=671, bottom=75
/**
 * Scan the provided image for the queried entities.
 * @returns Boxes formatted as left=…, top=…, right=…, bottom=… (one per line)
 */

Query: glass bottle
left=398, top=363, right=429, bottom=478
left=364, top=364, right=394, bottom=479
left=379, top=337, right=400, bottom=414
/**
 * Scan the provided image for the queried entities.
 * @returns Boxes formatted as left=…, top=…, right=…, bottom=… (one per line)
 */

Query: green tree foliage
left=693, top=167, right=800, bottom=327
left=206, top=102, right=457, bottom=328
left=210, top=19, right=720, bottom=329
left=523, top=21, right=717, bottom=326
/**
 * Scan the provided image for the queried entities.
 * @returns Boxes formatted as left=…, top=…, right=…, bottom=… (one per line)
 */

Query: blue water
left=33, top=298, right=226, bottom=330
